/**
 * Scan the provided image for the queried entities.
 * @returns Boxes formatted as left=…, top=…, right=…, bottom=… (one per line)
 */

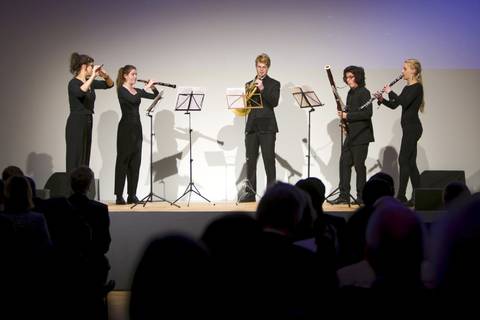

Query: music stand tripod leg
left=131, top=109, right=180, bottom=210
left=171, top=110, right=212, bottom=207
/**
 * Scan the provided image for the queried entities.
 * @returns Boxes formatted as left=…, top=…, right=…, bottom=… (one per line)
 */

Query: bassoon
left=325, top=65, right=348, bottom=132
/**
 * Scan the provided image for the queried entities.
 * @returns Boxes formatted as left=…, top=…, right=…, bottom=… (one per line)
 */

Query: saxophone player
left=330, top=66, right=374, bottom=205
left=240, top=53, right=280, bottom=202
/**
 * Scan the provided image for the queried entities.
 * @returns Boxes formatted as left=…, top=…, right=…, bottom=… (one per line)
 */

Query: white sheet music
left=226, top=87, right=246, bottom=109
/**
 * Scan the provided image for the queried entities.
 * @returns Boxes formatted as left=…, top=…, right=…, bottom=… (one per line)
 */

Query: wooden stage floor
left=107, top=201, right=359, bottom=213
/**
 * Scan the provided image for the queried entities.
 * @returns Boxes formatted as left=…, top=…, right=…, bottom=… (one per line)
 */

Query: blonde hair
left=255, top=53, right=271, bottom=68
left=405, top=58, right=425, bottom=113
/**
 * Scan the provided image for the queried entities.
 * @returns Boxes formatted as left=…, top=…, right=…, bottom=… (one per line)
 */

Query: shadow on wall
left=378, top=146, right=399, bottom=192
left=97, top=110, right=120, bottom=201
left=26, top=152, right=53, bottom=188
left=217, top=114, right=246, bottom=200
left=310, top=118, right=342, bottom=193
left=152, top=109, right=189, bottom=200
left=376, top=118, right=430, bottom=197
left=275, top=82, right=304, bottom=184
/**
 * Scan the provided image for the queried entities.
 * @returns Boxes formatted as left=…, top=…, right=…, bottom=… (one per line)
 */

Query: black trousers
left=398, top=125, right=423, bottom=199
left=245, top=131, right=276, bottom=193
left=66, top=114, right=93, bottom=174
left=114, top=120, right=142, bottom=196
left=339, top=143, right=369, bottom=199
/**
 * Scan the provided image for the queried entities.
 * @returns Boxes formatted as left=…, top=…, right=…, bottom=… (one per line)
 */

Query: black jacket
left=245, top=75, right=280, bottom=133
left=345, top=86, right=374, bottom=146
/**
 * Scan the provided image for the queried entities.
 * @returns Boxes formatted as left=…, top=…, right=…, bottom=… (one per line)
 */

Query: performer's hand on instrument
left=145, top=79, right=155, bottom=89
left=373, top=91, right=384, bottom=102
left=338, top=111, right=347, bottom=119
left=98, top=66, right=108, bottom=79
left=255, top=78, right=264, bottom=91
left=92, top=64, right=102, bottom=76
left=383, top=84, right=392, bottom=94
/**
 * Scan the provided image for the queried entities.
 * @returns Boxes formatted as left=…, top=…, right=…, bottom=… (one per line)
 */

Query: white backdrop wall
left=1, top=0, right=479, bottom=201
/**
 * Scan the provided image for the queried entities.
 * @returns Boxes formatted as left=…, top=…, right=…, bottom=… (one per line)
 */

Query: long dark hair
left=4, top=176, right=34, bottom=212
left=116, top=65, right=136, bottom=88
left=343, top=65, right=366, bottom=87
left=70, top=52, right=94, bottom=75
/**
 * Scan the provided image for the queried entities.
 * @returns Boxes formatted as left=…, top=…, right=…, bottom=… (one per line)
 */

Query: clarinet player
left=374, top=59, right=425, bottom=206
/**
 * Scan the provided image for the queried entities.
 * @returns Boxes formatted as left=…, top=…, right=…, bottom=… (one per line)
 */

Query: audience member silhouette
left=255, top=182, right=338, bottom=317
left=365, top=196, right=425, bottom=289
left=130, top=234, right=212, bottom=319
left=0, top=179, right=4, bottom=212
left=295, top=177, right=346, bottom=267
left=0, top=175, right=53, bottom=318
left=2, top=165, right=24, bottom=181
left=201, top=213, right=263, bottom=314
left=340, top=173, right=395, bottom=266
left=443, top=181, right=471, bottom=209
left=432, top=194, right=480, bottom=290
left=68, top=166, right=112, bottom=319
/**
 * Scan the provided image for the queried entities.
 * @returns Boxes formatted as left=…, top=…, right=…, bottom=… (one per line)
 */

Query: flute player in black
left=330, top=66, right=374, bottom=205
left=66, top=52, right=114, bottom=174
left=241, top=53, right=280, bottom=202
left=374, top=59, right=424, bottom=205
left=114, top=65, right=158, bottom=205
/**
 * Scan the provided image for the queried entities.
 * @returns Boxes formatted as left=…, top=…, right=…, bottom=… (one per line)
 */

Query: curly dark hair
left=343, top=65, right=366, bottom=87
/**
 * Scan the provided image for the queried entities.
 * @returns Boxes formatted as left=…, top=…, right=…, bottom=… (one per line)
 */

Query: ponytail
left=116, top=65, right=136, bottom=88
left=70, top=52, right=94, bottom=75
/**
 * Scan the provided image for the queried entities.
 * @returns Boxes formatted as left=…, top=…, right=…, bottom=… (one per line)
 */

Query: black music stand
left=132, top=91, right=180, bottom=209
left=172, top=88, right=211, bottom=206
left=291, top=86, right=324, bottom=178
left=226, top=88, right=263, bottom=204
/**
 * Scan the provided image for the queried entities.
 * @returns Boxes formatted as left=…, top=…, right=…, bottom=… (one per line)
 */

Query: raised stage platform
left=106, top=201, right=445, bottom=290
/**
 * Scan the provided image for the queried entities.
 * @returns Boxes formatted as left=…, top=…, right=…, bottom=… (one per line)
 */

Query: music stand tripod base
left=131, top=90, right=179, bottom=209
left=172, top=89, right=213, bottom=207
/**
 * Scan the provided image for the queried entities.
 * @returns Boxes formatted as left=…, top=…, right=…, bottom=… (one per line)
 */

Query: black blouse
left=381, top=82, right=423, bottom=128
left=68, top=78, right=113, bottom=114
left=117, top=86, right=159, bottom=121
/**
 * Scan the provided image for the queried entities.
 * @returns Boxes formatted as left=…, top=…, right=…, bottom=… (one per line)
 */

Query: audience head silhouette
left=432, top=194, right=480, bottom=289
left=443, top=181, right=471, bottom=209
left=4, top=176, right=34, bottom=212
left=362, top=175, right=395, bottom=207
left=366, top=197, right=425, bottom=288
left=70, top=166, right=94, bottom=194
left=256, top=182, right=305, bottom=236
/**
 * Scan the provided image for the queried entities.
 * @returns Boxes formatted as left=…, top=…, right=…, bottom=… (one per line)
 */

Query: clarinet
left=137, top=79, right=177, bottom=88
left=360, top=74, right=403, bottom=109
left=325, top=65, right=348, bottom=132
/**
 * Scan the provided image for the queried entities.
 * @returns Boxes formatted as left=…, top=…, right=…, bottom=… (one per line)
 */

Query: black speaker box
left=419, top=170, right=465, bottom=188
left=415, top=170, right=465, bottom=210
left=415, top=188, right=444, bottom=210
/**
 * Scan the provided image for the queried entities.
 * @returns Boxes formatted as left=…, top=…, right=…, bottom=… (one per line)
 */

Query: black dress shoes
left=329, top=196, right=350, bottom=205
left=127, top=195, right=140, bottom=204
left=116, top=196, right=126, bottom=205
